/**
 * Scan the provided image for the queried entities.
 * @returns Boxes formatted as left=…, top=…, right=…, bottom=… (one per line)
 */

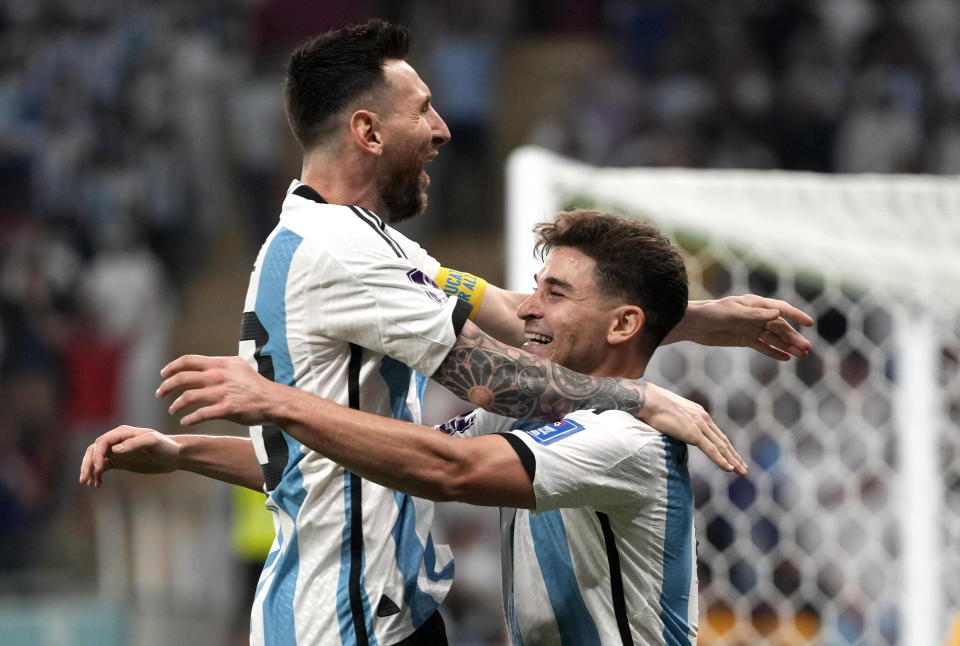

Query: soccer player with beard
left=80, top=19, right=813, bottom=646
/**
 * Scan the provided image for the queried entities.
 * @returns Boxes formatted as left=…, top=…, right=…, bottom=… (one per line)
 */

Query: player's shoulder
left=566, top=408, right=658, bottom=433
left=557, top=408, right=665, bottom=451
left=280, top=196, right=371, bottom=240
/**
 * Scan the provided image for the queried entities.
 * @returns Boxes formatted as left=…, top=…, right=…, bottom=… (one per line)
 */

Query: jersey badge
left=437, top=412, right=476, bottom=436
left=406, top=268, right=445, bottom=305
left=525, top=418, right=585, bottom=445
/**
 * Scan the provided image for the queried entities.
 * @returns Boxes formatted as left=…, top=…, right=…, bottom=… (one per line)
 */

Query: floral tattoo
left=433, top=324, right=647, bottom=421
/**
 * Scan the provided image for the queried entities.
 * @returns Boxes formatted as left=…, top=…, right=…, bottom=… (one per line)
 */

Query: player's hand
left=79, top=425, right=180, bottom=488
left=675, top=295, right=813, bottom=360
left=157, top=354, right=278, bottom=427
left=641, top=383, right=747, bottom=475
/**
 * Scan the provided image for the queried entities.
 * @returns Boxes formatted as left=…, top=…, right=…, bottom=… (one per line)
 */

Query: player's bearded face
left=380, top=143, right=428, bottom=224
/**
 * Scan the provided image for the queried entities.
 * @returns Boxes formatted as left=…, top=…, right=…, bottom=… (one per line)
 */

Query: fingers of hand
left=180, top=403, right=220, bottom=427
left=157, top=369, right=220, bottom=400
left=693, top=408, right=746, bottom=474
left=160, top=354, right=221, bottom=378
left=739, top=296, right=813, bottom=327
left=168, top=387, right=214, bottom=416
left=758, top=318, right=810, bottom=357
left=79, top=444, right=94, bottom=485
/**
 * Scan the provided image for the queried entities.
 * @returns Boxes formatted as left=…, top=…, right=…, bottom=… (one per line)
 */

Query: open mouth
left=524, top=332, right=553, bottom=346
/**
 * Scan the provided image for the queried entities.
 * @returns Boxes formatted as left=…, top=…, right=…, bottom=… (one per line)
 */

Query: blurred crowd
left=526, top=0, right=960, bottom=174
left=0, top=0, right=957, bottom=641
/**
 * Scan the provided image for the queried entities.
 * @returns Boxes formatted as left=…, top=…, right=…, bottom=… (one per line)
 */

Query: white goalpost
left=506, top=146, right=960, bottom=646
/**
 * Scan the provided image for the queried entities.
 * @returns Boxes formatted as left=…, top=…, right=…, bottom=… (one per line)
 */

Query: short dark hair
left=284, top=19, right=410, bottom=150
left=533, top=209, right=689, bottom=354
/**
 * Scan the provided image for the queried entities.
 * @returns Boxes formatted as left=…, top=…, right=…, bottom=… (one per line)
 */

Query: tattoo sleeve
left=433, top=322, right=647, bottom=422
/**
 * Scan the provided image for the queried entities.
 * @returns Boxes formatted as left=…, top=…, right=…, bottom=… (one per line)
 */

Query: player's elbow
left=416, top=449, right=483, bottom=503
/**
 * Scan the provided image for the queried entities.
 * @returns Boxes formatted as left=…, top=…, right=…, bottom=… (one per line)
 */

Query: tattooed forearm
left=433, top=322, right=647, bottom=421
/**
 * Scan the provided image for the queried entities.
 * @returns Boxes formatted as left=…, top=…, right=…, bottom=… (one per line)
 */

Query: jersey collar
left=289, top=180, right=386, bottom=229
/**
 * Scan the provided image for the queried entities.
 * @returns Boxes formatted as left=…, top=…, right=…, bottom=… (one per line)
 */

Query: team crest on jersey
left=525, top=418, right=585, bottom=445
left=406, top=268, right=445, bottom=305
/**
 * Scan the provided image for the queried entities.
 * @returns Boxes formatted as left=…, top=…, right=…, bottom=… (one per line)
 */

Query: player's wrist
left=260, top=381, right=308, bottom=429
left=671, top=300, right=711, bottom=344
left=166, top=434, right=195, bottom=472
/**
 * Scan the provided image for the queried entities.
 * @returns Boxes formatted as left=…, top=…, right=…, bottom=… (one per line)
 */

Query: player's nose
left=430, top=107, right=451, bottom=146
left=516, top=293, right=540, bottom=320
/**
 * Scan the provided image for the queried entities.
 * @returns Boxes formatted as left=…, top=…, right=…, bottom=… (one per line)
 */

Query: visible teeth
left=525, top=332, right=552, bottom=344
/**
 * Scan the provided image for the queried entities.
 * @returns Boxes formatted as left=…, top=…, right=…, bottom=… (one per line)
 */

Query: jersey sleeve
left=503, top=409, right=666, bottom=513
left=291, top=230, right=469, bottom=377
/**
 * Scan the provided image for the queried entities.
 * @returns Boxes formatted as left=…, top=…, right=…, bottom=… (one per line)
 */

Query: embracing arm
left=432, top=320, right=747, bottom=473
left=78, top=425, right=264, bottom=491
left=157, top=357, right=535, bottom=507
left=266, top=390, right=534, bottom=508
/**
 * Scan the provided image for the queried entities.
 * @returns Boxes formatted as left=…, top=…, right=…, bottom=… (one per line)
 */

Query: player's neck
left=300, top=153, right=383, bottom=215
left=588, top=350, right=648, bottom=381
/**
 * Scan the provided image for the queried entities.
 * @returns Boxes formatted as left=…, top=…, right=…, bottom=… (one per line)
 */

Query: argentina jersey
left=443, top=408, right=698, bottom=645
left=239, top=181, right=471, bottom=646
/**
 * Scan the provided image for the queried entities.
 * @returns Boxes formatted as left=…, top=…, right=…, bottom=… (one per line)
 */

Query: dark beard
left=380, top=158, right=426, bottom=224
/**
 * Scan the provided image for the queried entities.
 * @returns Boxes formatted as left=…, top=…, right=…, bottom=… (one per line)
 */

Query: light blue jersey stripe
left=391, top=493, right=453, bottom=627
left=380, top=358, right=454, bottom=628
left=255, top=228, right=309, bottom=646
left=507, top=420, right=600, bottom=644
left=659, top=437, right=694, bottom=645
left=379, top=357, right=416, bottom=422
left=530, top=511, right=602, bottom=646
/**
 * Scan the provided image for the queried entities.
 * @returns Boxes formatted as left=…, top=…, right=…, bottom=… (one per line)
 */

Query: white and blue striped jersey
left=239, top=181, right=471, bottom=646
left=441, top=408, right=698, bottom=645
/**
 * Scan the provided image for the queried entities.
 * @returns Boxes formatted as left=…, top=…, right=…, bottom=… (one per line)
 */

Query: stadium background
left=0, top=1, right=958, bottom=645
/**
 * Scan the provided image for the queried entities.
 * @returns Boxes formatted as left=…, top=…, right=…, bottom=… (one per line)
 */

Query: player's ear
left=607, top=305, right=644, bottom=346
left=349, top=109, right=382, bottom=155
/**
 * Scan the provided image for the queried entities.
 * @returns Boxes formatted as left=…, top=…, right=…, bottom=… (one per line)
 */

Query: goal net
left=506, top=146, right=960, bottom=646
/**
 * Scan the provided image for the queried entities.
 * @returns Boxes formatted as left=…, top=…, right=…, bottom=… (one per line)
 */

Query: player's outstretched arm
left=432, top=320, right=746, bottom=474
left=157, top=355, right=536, bottom=507
left=78, top=425, right=264, bottom=491
left=471, top=282, right=528, bottom=347
left=663, top=294, right=814, bottom=360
